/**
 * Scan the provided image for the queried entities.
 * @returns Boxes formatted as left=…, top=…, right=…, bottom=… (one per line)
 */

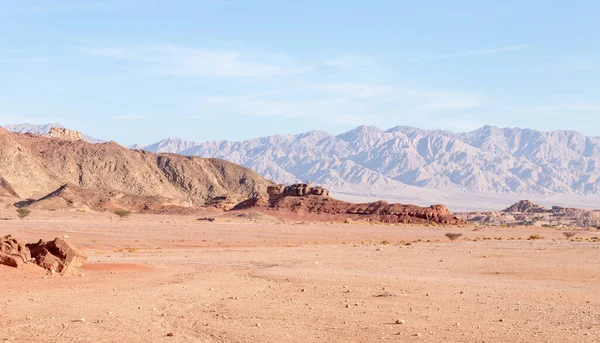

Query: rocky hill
left=458, top=200, right=600, bottom=227
left=4, top=123, right=104, bottom=144
left=0, top=126, right=273, bottom=209
left=135, top=125, right=600, bottom=197
left=234, top=183, right=465, bottom=225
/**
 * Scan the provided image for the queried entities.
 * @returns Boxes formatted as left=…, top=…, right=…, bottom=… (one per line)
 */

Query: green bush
left=16, top=208, right=31, bottom=220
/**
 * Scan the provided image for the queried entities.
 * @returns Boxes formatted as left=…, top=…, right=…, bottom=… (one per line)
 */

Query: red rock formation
left=235, top=184, right=464, bottom=225
left=27, top=238, right=87, bottom=275
left=0, top=235, right=31, bottom=268
left=0, top=235, right=87, bottom=275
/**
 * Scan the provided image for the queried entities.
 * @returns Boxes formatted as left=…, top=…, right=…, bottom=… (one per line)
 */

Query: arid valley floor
left=1, top=210, right=599, bottom=343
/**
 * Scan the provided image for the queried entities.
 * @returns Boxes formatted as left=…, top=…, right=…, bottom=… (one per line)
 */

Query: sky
left=1, top=0, right=599, bottom=145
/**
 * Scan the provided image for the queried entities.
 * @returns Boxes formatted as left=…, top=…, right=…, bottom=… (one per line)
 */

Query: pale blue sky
left=1, top=0, right=599, bottom=145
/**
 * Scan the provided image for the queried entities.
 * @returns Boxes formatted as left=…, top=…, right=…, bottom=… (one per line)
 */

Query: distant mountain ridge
left=135, top=125, right=600, bottom=197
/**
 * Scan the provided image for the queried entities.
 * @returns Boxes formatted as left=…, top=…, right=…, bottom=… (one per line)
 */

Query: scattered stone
left=395, top=319, right=406, bottom=325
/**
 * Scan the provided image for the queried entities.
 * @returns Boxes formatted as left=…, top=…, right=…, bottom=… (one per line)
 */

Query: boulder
left=27, top=238, right=87, bottom=275
left=0, top=235, right=32, bottom=268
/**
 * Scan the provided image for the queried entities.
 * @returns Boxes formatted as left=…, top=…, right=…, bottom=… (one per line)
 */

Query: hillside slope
left=0, top=127, right=273, bottom=206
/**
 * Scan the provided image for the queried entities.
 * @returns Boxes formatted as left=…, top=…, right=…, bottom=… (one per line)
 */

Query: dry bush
left=529, top=234, right=544, bottom=240
left=114, top=209, right=132, bottom=218
left=445, top=233, right=463, bottom=242
left=563, top=232, right=577, bottom=239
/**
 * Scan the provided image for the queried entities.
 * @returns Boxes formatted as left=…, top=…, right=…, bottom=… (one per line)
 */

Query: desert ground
left=1, top=210, right=599, bottom=343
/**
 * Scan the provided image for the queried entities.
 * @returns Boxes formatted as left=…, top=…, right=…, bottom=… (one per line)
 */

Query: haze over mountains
left=5, top=123, right=104, bottom=144
left=6, top=123, right=600, bottom=211
left=137, top=125, right=600, bottom=191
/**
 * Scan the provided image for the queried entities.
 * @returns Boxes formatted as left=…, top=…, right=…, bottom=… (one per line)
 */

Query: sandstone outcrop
left=47, top=127, right=84, bottom=141
left=0, top=235, right=32, bottom=268
left=267, top=183, right=329, bottom=198
left=236, top=184, right=464, bottom=225
left=27, top=238, right=87, bottom=275
left=503, top=200, right=547, bottom=213
left=0, top=235, right=86, bottom=275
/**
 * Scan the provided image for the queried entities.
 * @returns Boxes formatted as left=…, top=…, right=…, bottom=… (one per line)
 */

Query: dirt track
left=1, top=210, right=599, bottom=342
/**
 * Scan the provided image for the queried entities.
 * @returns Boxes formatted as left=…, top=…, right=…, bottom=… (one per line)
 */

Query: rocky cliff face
left=48, top=127, right=84, bottom=141
left=267, top=184, right=330, bottom=198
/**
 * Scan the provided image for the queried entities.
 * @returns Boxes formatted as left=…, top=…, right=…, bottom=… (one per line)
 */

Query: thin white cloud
left=318, top=82, right=483, bottom=111
left=82, top=45, right=312, bottom=78
left=114, top=115, right=145, bottom=120
left=535, top=105, right=600, bottom=112
left=321, top=54, right=381, bottom=70
left=416, top=45, right=528, bottom=60
left=0, top=57, right=51, bottom=63
left=10, top=0, right=123, bottom=13
left=193, top=82, right=483, bottom=127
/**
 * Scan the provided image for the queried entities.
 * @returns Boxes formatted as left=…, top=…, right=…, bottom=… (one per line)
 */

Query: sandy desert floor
left=1, top=210, right=599, bottom=343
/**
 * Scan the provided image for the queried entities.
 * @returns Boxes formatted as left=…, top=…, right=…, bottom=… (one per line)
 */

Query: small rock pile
left=0, top=235, right=87, bottom=275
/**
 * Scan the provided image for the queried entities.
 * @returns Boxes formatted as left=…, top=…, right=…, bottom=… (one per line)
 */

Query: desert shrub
left=529, top=234, right=543, bottom=240
left=16, top=208, right=31, bottom=220
left=445, top=233, right=463, bottom=242
left=114, top=209, right=132, bottom=218
left=563, top=232, right=577, bottom=239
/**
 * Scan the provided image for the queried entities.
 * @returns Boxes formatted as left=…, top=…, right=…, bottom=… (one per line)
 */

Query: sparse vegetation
left=563, top=232, right=577, bottom=239
left=529, top=234, right=544, bottom=240
left=445, top=232, right=463, bottom=242
left=114, top=209, right=132, bottom=218
left=16, top=208, right=31, bottom=220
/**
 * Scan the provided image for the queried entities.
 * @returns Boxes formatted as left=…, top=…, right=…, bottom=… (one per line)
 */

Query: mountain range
left=6, top=123, right=600, bottom=211
left=135, top=125, right=600, bottom=194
